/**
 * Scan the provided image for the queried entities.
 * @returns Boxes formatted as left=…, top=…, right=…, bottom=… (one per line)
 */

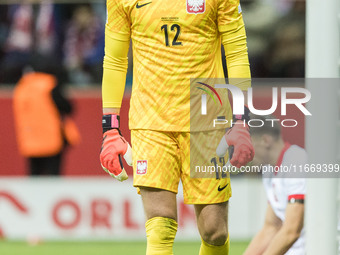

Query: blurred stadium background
left=0, top=0, right=339, bottom=254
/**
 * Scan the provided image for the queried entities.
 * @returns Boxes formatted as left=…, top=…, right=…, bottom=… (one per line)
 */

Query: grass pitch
left=0, top=240, right=249, bottom=255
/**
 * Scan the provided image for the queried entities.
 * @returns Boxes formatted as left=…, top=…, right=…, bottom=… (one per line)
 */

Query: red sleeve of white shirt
left=283, top=145, right=308, bottom=202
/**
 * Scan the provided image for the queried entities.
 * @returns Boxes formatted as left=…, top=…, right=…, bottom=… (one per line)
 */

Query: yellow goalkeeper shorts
left=131, top=129, right=231, bottom=204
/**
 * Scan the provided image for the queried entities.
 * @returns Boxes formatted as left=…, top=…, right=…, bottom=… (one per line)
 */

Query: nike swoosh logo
left=218, top=183, right=229, bottom=192
left=136, top=2, right=152, bottom=8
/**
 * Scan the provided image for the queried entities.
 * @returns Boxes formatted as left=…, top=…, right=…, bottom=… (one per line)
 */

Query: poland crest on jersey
left=187, top=0, right=205, bottom=14
left=136, top=160, right=147, bottom=175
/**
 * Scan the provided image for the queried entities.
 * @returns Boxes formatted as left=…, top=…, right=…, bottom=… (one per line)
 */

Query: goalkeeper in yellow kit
left=100, top=0, right=254, bottom=254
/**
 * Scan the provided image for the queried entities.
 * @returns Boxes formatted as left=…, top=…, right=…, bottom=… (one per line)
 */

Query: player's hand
left=100, top=115, right=132, bottom=181
left=216, top=121, right=254, bottom=168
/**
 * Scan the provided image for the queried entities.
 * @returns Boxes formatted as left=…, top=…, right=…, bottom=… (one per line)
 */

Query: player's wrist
left=103, top=107, right=120, bottom=115
left=232, top=105, right=250, bottom=129
left=232, top=105, right=250, bottom=124
left=102, top=114, right=120, bottom=133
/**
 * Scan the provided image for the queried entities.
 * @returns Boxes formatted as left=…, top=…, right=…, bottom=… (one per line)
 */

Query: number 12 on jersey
left=161, top=24, right=182, bottom=46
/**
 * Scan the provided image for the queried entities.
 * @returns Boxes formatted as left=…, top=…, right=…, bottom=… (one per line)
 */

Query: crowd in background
left=242, top=0, right=306, bottom=78
left=0, top=2, right=107, bottom=85
left=0, top=0, right=305, bottom=86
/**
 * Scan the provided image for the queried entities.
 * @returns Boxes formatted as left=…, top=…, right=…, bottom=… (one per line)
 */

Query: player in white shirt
left=244, top=115, right=306, bottom=255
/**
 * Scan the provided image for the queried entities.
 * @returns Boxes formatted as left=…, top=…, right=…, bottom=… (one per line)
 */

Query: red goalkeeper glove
left=100, top=114, right=132, bottom=181
left=216, top=107, right=254, bottom=168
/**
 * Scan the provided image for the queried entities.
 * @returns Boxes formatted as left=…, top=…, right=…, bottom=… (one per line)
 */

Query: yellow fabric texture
left=102, top=28, right=130, bottom=108
left=103, top=0, right=251, bottom=131
left=145, top=217, right=178, bottom=255
left=132, top=129, right=232, bottom=204
left=221, top=18, right=251, bottom=90
left=199, top=235, right=230, bottom=255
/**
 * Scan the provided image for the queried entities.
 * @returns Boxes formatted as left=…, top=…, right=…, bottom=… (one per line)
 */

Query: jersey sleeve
left=285, top=178, right=306, bottom=199
left=102, top=0, right=131, bottom=109
left=106, top=0, right=131, bottom=39
left=218, top=0, right=251, bottom=90
left=283, top=146, right=308, bottom=200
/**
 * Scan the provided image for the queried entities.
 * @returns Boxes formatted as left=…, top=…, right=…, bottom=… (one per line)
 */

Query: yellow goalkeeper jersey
left=104, top=0, right=251, bottom=131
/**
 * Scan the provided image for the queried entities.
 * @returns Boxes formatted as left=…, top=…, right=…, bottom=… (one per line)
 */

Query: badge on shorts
left=186, top=0, right=205, bottom=14
left=136, top=160, right=147, bottom=175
